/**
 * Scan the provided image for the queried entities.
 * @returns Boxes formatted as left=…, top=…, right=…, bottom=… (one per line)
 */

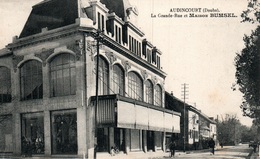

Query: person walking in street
left=169, top=141, right=176, bottom=158
left=208, top=138, right=215, bottom=155
left=253, top=142, right=257, bottom=153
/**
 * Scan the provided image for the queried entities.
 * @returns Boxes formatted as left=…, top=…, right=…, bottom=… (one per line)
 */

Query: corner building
left=0, top=0, right=181, bottom=158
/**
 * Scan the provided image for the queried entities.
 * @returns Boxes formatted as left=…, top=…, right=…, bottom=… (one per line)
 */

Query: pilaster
left=125, top=129, right=130, bottom=154
left=44, top=111, right=51, bottom=156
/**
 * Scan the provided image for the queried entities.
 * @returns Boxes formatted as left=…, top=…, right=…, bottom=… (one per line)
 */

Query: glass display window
left=51, top=110, right=77, bottom=154
left=21, top=112, right=44, bottom=155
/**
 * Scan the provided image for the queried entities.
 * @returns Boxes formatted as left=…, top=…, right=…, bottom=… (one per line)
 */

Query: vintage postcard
left=0, top=0, right=258, bottom=158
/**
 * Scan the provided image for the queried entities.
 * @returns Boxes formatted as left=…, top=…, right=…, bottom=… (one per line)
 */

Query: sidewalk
left=99, top=147, right=232, bottom=159
left=249, top=146, right=260, bottom=159
left=0, top=146, right=241, bottom=159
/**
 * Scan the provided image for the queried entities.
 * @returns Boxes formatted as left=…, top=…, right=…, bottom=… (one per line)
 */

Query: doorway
left=147, top=131, right=154, bottom=151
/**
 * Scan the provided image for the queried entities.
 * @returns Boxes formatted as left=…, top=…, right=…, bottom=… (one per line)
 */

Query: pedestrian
left=208, top=138, right=215, bottom=155
left=253, top=143, right=257, bottom=153
left=220, top=142, right=223, bottom=148
left=169, top=141, right=176, bottom=158
left=21, top=136, right=28, bottom=157
left=110, top=146, right=116, bottom=156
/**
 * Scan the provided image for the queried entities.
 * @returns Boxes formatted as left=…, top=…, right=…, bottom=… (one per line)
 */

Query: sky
left=0, top=0, right=258, bottom=126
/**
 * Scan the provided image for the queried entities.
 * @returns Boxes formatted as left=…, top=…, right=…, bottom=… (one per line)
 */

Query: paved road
left=161, top=144, right=255, bottom=159
left=99, top=144, right=257, bottom=159
left=1, top=144, right=257, bottom=159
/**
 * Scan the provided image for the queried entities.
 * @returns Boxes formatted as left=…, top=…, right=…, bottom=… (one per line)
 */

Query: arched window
left=144, top=80, right=153, bottom=104
left=50, top=53, right=76, bottom=97
left=112, top=64, right=124, bottom=96
left=20, top=60, right=43, bottom=100
left=94, top=56, right=109, bottom=95
left=0, top=67, right=11, bottom=103
left=128, top=72, right=143, bottom=101
left=154, top=84, right=162, bottom=106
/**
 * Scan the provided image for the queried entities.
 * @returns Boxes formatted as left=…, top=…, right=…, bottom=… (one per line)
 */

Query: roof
left=188, top=105, right=217, bottom=124
left=100, top=0, right=131, bottom=20
left=165, top=91, right=217, bottom=124
left=19, top=0, right=79, bottom=38
left=0, top=48, right=12, bottom=57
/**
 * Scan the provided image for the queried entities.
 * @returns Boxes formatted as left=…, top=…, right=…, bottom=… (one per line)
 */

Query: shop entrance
left=114, top=128, right=125, bottom=152
left=147, top=131, right=154, bottom=151
left=96, top=128, right=109, bottom=152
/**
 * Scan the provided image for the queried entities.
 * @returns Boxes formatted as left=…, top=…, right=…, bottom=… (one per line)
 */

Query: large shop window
left=128, top=72, right=143, bottom=101
left=21, top=112, right=44, bottom=154
left=112, top=64, right=125, bottom=95
left=0, top=67, right=11, bottom=103
left=20, top=60, right=43, bottom=100
left=94, top=56, right=109, bottom=95
left=144, top=80, right=153, bottom=104
left=130, top=129, right=142, bottom=151
left=50, top=53, right=76, bottom=97
left=154, top=84, right=162, bottom=107
left=51, top=110, right=77, bottom=154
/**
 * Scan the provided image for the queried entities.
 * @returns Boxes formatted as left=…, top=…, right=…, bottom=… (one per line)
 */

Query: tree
left=217, top=114, right=242, bottom=145
left=241, top=0, right=260, bottom=23
left=240, top=124, right=258, bottom=143
left=234, top=0, right=260, bottom=125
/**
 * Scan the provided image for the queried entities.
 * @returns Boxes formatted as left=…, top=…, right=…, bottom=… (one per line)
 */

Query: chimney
left=170, top=91, right=173, bottom=96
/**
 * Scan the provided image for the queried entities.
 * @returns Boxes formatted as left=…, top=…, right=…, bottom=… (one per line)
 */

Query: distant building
left=165, top=91, right=217, bottom=150
left=0, top=0, right=181, bottom=158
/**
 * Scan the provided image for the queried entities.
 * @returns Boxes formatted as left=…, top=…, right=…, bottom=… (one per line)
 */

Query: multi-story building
left=198, top=114, right=217, bottom=149
left=165, top=91, right=217, bottom=150
left=187, top=107, right=199, bottom=149
left=0, top=0, right=181, bottom=158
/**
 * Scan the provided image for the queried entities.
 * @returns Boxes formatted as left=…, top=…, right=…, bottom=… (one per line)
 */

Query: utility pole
left=94, top=29, right=103, bottom=159
left=181, top=83, right=189, bottom=152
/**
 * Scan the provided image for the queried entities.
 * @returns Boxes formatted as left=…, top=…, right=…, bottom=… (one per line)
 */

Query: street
left=160, top=144, right=256, bottom=159
left=96, top=144, right=258, bottom=159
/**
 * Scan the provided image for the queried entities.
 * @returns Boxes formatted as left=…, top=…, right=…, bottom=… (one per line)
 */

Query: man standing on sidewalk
left=208, top=138, right=215, bottom=155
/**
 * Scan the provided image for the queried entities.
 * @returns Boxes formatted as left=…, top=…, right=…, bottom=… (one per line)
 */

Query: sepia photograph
left=0, top=0, right=259, bottom=158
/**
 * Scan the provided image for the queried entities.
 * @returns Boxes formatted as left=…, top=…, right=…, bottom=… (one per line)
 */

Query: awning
left=201, top=126, right=210, bottom=131
left=91, top=94, right=181, bottom=133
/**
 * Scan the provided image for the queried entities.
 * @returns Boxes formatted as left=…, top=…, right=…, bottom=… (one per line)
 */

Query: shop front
left=91, top=94, right=181, bottom=154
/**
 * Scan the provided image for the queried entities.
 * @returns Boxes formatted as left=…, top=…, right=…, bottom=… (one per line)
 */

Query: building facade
left=165, top=91, right=217, bottom=151
left=198, top=114, right=217, bottom=149
left=0, top=0, right=181, bottom=158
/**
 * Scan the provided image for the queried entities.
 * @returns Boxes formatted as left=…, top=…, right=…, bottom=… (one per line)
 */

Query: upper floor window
left=50, top=53, right=76, bottom=97
left=152, top=50, right=157, bottom=64
left=115, top=25, right=121, bottom=44
left=157, top=56, right=161, bottom=69
left=192, top=115, right=196, bottom=124
left=112, top=64, right=124, bottom=96
left=95, top=56, right=109, bottom=95
left=128, top=36, right=141, bottom=56
left=20, top=60, right=43, bottom=100
left=138, top=42, right=141, bottom=57
left=0, top=67, right=11, bottom=103
left=154, top=84, right=162, bottom=106
left=147, top=49, right=152, bottom=63
left=128, top=72, right=143, bottom=101
left=129, top=36, right=132, bottom=51
left=98, top=12, right=104, bottom=31
left=144, top=80, right=153, bottom=104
